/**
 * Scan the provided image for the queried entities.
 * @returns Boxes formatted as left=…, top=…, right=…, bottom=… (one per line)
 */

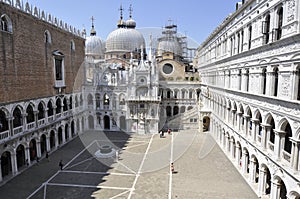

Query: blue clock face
left=163, top=63, right=173, bottom=74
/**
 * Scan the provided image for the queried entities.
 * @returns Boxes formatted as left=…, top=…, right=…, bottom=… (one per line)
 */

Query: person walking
left=46, top=152, right=49, bottom=162
left=59, top=160, right=64, bottom=170
left=115, top=150, right=119, bottom=162
left=170, top=163, right=175, bottom=173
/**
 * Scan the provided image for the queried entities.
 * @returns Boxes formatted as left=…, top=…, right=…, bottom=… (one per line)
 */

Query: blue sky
left=25, top=0, right=238, bottom=46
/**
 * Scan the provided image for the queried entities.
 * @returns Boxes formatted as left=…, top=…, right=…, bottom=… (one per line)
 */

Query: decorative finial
left=90, top=16, right=96, bottom=36
left=119, top=4, right=124, bottom=20
left=129, top=4, right=133, bottom=19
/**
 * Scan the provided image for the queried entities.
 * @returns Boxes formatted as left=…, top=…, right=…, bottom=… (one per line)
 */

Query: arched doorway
left=203, top=116, right=210, bottom=132
left=104, top=115, right=110, bottom=130
left=40, top=134, right=47, bottom=156
left=120, top=116, right=126, bottom=131
left=1, top=151, right=11, bottom=178
left=173, top=106, right=179, bottom=116
left=58, top=127, right=63, bottom=145
left=65, top=124, right=69, bottom=141
left=88, top=115, right=94, bottom=129
left=50, top=130, right=56, bottom=149
left=29, top=139, right=37, bottom=161
left=16, top=144, right=25, bottom=169
left=71, top=121, right=75, bottom=137
left=166, top=106, right=171, bottom=117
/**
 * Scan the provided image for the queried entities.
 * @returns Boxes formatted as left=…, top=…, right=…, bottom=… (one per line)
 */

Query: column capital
left=260, top=123, right=272, bottom=128
left=273, top=129, right=286, bottom=137
left=289, top=138, right=300, bottom=145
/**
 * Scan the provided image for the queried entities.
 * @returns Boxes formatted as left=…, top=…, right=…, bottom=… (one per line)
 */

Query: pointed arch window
left=275, top=6, right=283, bottom=41
left=1, top=14, right=12, bottom=33
left=44, top=30, right=52, bottom=44
left=53, top=50, right=65, bottom=88
left=262, top=14, right=271, bottom=44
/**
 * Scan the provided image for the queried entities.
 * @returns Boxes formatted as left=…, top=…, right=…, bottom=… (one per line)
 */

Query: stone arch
left=16, top=144, right=26, bottom=169
left=37, top=101, right=46, bottom=120
left=29, top=139, right=37, bottom=161
left=273, top=175, right=288, bottom=199
left=44, top=30, right=52, bottom=43
left=87, top=93, right=93, bottom=106
left=104, top=115, right=110, bottom=130
left=0, top=14, right=13, bottom=32
left=1, top=151, right=12, bottom=178
left=88, top=115, right=94, bottom=129
left=288, top=191, right=300, bottom=199
left=49, top=130, right=56, bottom=149
left=12, top=105, right=23, bottom=128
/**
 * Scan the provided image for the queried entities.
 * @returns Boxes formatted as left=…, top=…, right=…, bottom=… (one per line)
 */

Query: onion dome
left=85, top=19, right=105, bottom=57
left=105, top=28, right=145, bottom=53
left=126, top=18, right=136, bottom=29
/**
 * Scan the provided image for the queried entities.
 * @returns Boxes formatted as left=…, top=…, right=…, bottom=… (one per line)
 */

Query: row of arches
left=208, top=93, right=299, bottom=167
left=0, top=94, right=83, bottom=137
left=0, top=120, right=79, bottom=182
left=210, top=118, right=300, bottom=199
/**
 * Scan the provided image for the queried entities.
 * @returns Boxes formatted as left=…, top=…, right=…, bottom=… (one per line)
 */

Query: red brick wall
left=0, top=3, right=85, bottom=104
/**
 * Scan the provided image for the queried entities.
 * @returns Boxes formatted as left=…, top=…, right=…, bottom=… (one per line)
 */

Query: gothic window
left=52, top=51, right=65, bottom=87
left=283, top=123, right=292, bottom=154
left=96, top=94, right=101, bottom=109
left=276, top=6, right=283, bottom=41
left=1, top=14, right=12, bottom=33
left=47, top=101, right=54, bottom=116
left=248, top=25, right=252, bottom=50
left=44, top=30, right=51, bottom=44
left=87, top=94, right=93, bottom=105
left=70, top=40, right=75, bottom=51
left=56, top=98, right=62, bottom=114
left=63, top=98, right=68, bottom=111
left=262, top=14, right=271, bottom=44
left=13, top=107, right=22, bottom=128
left=26, top=105, right=34, bottom=124
left=167, top=91, right=171, bottom=99
left=0, top=110, right=8, bottom=132
left=38, top=102, right=45, bottom=120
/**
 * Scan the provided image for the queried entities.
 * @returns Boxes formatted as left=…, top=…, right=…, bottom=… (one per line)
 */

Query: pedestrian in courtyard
left=46, top=152, right=49, bottom=162
left=168, top=128, right=171, bottom=135
left=115, top=150, right=119, bottom=162
left=159, top=130, right=162, bottom=138
left=170, top=163, right=175, bottom=173
left=59, top=160, right=64, bottom=170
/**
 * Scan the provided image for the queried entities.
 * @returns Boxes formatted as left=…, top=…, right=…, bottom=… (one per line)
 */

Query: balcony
left=0, top=130, right=9, bottom=141
left=268, top=141, right=274, bottom=151
left=27, top=122, right=35, bottom=130
left=38, top=118, right=45, bottom=126
left=13, top=126, right=23, bottom=136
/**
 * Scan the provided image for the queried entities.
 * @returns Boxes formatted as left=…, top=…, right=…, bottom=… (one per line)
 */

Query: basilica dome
left=157, top=39, right=182, bottom=57
left=105, top=28, right=145, bottom=53
left=85, top=25, right=105, bottom=58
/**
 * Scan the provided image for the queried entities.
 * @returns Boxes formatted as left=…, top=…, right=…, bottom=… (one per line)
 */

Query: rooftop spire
left=129, top=4, right=133, bottom=19
left=117, top=4, right=126, bottom=28
left=90, top=16, right=96, bottom=36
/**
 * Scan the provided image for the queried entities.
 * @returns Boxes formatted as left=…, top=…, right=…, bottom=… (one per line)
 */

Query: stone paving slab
left=0, top=130, right=258, bottom=199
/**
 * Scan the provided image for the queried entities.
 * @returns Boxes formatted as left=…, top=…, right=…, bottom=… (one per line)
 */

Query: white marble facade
left=196, top=0, right=300, bottom=198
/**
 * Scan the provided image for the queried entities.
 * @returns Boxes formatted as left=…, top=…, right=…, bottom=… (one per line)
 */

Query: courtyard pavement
left=0, top=129, right=258, bottom=199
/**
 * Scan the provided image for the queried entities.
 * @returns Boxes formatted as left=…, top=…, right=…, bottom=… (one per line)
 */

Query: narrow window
left=276, top=7, right=283, bottom=41
left=297, top=67, right=300, bottom=100
left=274, top=67, right=279, bottom=96
left=262, top=68, right=267, bottom=94
left=262, top=14, right=270, bottom=44
left=248, top=25, right=252, bottom=50
left=52, top=51, right=65, bottom=87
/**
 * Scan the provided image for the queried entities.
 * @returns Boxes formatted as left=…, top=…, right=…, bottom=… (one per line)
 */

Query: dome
left=126, top=18, right=136, bottom=29
left=85, top=35, right=105, bottom=57
left=157, top=39, right=182, bottom=57
left=105, top=28, right=145, bottom=53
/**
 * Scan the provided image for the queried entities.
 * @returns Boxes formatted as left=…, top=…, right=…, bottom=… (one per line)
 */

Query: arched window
left=283, top=123, right=292, bottom=154
left=248, top=25, right=252, bottom=50
left=276, top=6, right=283, bottom=41
left=262, top=68, right=267, bottom=94
left=274, top=67, right=279, bottom=96
left=103, top=93, right=110, bottom=105
left=38, top=102, right=45, bottom=120
left=70, top=40, right=75, bottom=51
left=1, top=14, right=12, bottom=33
left=44, top=30, right=51, bottom=44
left=263, top=14, right=271, bottom=44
